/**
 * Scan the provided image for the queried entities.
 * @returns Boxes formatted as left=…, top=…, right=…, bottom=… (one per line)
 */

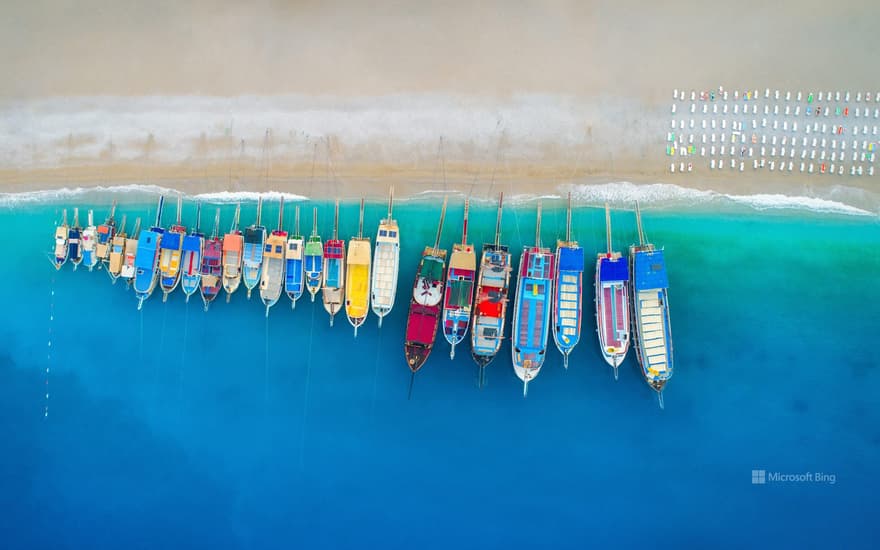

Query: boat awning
left=182, top=235, right=202, bottom=251
left=406, top=306, right=439, bottom=344
left=558, top=246, right=584, bottom=272
left=419, top=257, right=444, bottom=281
left=599, top=257, right=629, bottom=282
left=162, top=232, right=181, bottom=250
left=634, top=250, right=668, bottom=290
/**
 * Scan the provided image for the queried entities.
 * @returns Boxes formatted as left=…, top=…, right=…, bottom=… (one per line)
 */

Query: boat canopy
left=222, top=234, right=242, bottom=251
left=420, top=256, right=444, bottom=281
left=182, top=235, right=202, bottom=251
left=558, top=246, right=584, bottom=271
left=405, top=306, right=439, bottom=344
left=634, top=250, right=668, bottom=290
left=162, top=232, right=182, bottom=249
left=599, top=257, right=629, bottom=282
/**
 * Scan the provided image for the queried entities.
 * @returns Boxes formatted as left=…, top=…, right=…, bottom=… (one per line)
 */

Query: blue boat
left=285, top=205, right=305, bottom=308
left=158, top=195, right=186, bottom=301
left=242, top=197, right=267, bottom=299
left=180, top=202, right=204, bottom=302
left=68, top=208, right=83, bottom=270
left=551, top=194, right=584, bottom=369
left=510, top=204, right=555, bottom=396
left=629, top=203, right=673, bottom=408
left=133, top=196, right=166, bottom=309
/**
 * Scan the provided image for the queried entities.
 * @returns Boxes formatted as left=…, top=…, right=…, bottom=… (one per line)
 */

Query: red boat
left=404, top=197, right=448, bottom=378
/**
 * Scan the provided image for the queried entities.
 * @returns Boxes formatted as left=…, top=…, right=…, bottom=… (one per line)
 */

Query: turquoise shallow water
left=1, top=193, right=879, bottom=548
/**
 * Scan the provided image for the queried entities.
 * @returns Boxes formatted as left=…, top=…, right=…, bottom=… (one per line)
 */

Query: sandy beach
left=2, top=0, right=879, bottom=211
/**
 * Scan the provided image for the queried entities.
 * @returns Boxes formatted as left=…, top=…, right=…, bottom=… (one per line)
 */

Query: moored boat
left=81, top=210, right=98, bottom=271
left=470, top=193, right=511, bottom=385
left=200, top=208, right=223, bottom=311
left=551, top=193, right=584, bottom=369
left=120, top=218, right=141, bottom=285
left=52, top=209, right=69, bottom=270
left=629, top=203, right=674, bottom=408
left=106, top=214, right=128, bottom=282
left=284, top=206, right=305, bottom=308
left=322, top=200, right=345, bottom=326
left=403, top=197, right=448, bottom=382
left=511, top=203, right=555, bottom=396
left=222, top=203, right=243, bottom=301
left=345, top=199, right=371, bottom=336
left=68, top=208, right=83, bottom=269
left=370, top=187, right=399, bottom=327
left=242, top=197, right=267, bottom=299
left=159, top=195, right=186, bottom=301
left=259, top=197, right=287, bottom=316
left=95, top=200, right=118, bottom=264
left=441, top=199, right=476, bottom=359
left=304, top=207, right=324, bottom=302
left=595, top=203, right=630, bottom=380
left=133, top=196, right=166, bottom=309
left=181, top=202, right=205, bottom=302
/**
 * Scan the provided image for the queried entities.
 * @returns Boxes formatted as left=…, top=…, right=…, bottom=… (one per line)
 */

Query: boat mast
left=154, top=196, right=165, bottom=228
left=255, top=196, right=263, bottom=227
left=212, top=208, right=221, bottom=238
left=461, top=198, right=470, bottom=245
left=118, top=214, right=127, bottom=235
left=73, top=207, right=79, bottom=227
left=357, top=198, right=365, bottom=239
left=535, top=202, right=542, bottom=247
left=387, top=186, right=394, bottom=221
left=294, top=205, right=300, bottom=236
left=132, top=217, right=142, bottom=236
left=333, top=199, right=339, bottom=240
left=432, top=197, right=449, bottom=256
left=61, top=209, right=67, bottom=226
left=195, top=202, right=202, bottom=233
left=277, top=196, right=285, bottom=231
left=231, top=203, right=241, bottom=232
left=494, top=193, right=504, bottom=247
left=87, top=209, right=94, bottom=228
left=635, top=201, right=645, bottom=245
left=109, top=200, right=117, bottom=221
left=565, top=192, right=572, bottom=243
left=605, top=202, right=613, bottom=254
left=311, top=207, right=318, bottom=237
left=175, top=194, right=182, bottom=225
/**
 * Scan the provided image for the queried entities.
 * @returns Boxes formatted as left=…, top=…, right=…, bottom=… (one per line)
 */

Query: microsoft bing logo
left=751, top=469, right=766, bottom=484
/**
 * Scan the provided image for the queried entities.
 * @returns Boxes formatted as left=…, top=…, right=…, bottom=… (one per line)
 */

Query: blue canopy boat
left=595, top=204, right=630, bottom=380
left=511, top=203, right=555, bottom=396
left=552, top=194, right=584, bottom=369
left=242, top=197, right=267, bottom=299
left=629, top=203, right=674, bottom=408
left=133, top=196, right=166, bottom=309
left=285, top=205, right=305, bottom=308
left=181, top=202, right=204, bottom=302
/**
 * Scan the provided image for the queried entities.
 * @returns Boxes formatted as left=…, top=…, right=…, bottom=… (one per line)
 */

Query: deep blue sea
left=1, top=192, right=879, bottom=548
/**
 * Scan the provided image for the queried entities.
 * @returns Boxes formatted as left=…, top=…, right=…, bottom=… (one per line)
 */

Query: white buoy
left=670, top=162, right=675, bottom=173
left=800, top=162, right=805, bottom=172
left=702, top=104, right=708, bottom=114
left=690, top=90, right=696, bottom=101
left=797, top=91, right=803, bottom=101
left=818, top=91, right=824, bottom=101
left=785, top=91, right=791, bottom=101
left=673, top=89, right=679, bottom=100
left=753, top=159, right=758, bottom=169
left=775, top=89, right=780, bottom=100
left=710, top=158, right=716, bottom=169
left=835, top=91, right=841, bottom=101
left=765, top=88, right=770, bottom=99
left=857, top=92, right=862, bottom=102
left=845, top=91, right=850, bottom=102
left=690, top=103, right=695, bottom=114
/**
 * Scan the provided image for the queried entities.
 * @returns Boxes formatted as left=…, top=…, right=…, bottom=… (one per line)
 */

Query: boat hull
left=345, top=239, right=371, bottom=333
left=552, top=244, right=584, bottom=364
left=510, top=247, right=555, bottom=386
left=371, top=222, right=400, bottom=323
left=403, top=248, right=447, bottom=372
left=595, top=255, right=630, bottom=369
left=628, top=246, right=673, bottom=394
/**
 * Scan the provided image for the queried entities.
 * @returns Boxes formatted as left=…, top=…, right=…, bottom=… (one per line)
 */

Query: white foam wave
left=0, top=184, right=307, bottom=207
left=564, top=182, right=875, bottom=216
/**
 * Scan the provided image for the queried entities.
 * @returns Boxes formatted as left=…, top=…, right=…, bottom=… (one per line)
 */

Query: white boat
left=259, top=197, right=287, bottom=316
left=370, top=187, right=400, bottom=327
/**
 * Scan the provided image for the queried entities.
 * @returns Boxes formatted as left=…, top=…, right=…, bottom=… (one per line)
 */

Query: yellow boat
left=345, top=199, right=371, bottom=337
